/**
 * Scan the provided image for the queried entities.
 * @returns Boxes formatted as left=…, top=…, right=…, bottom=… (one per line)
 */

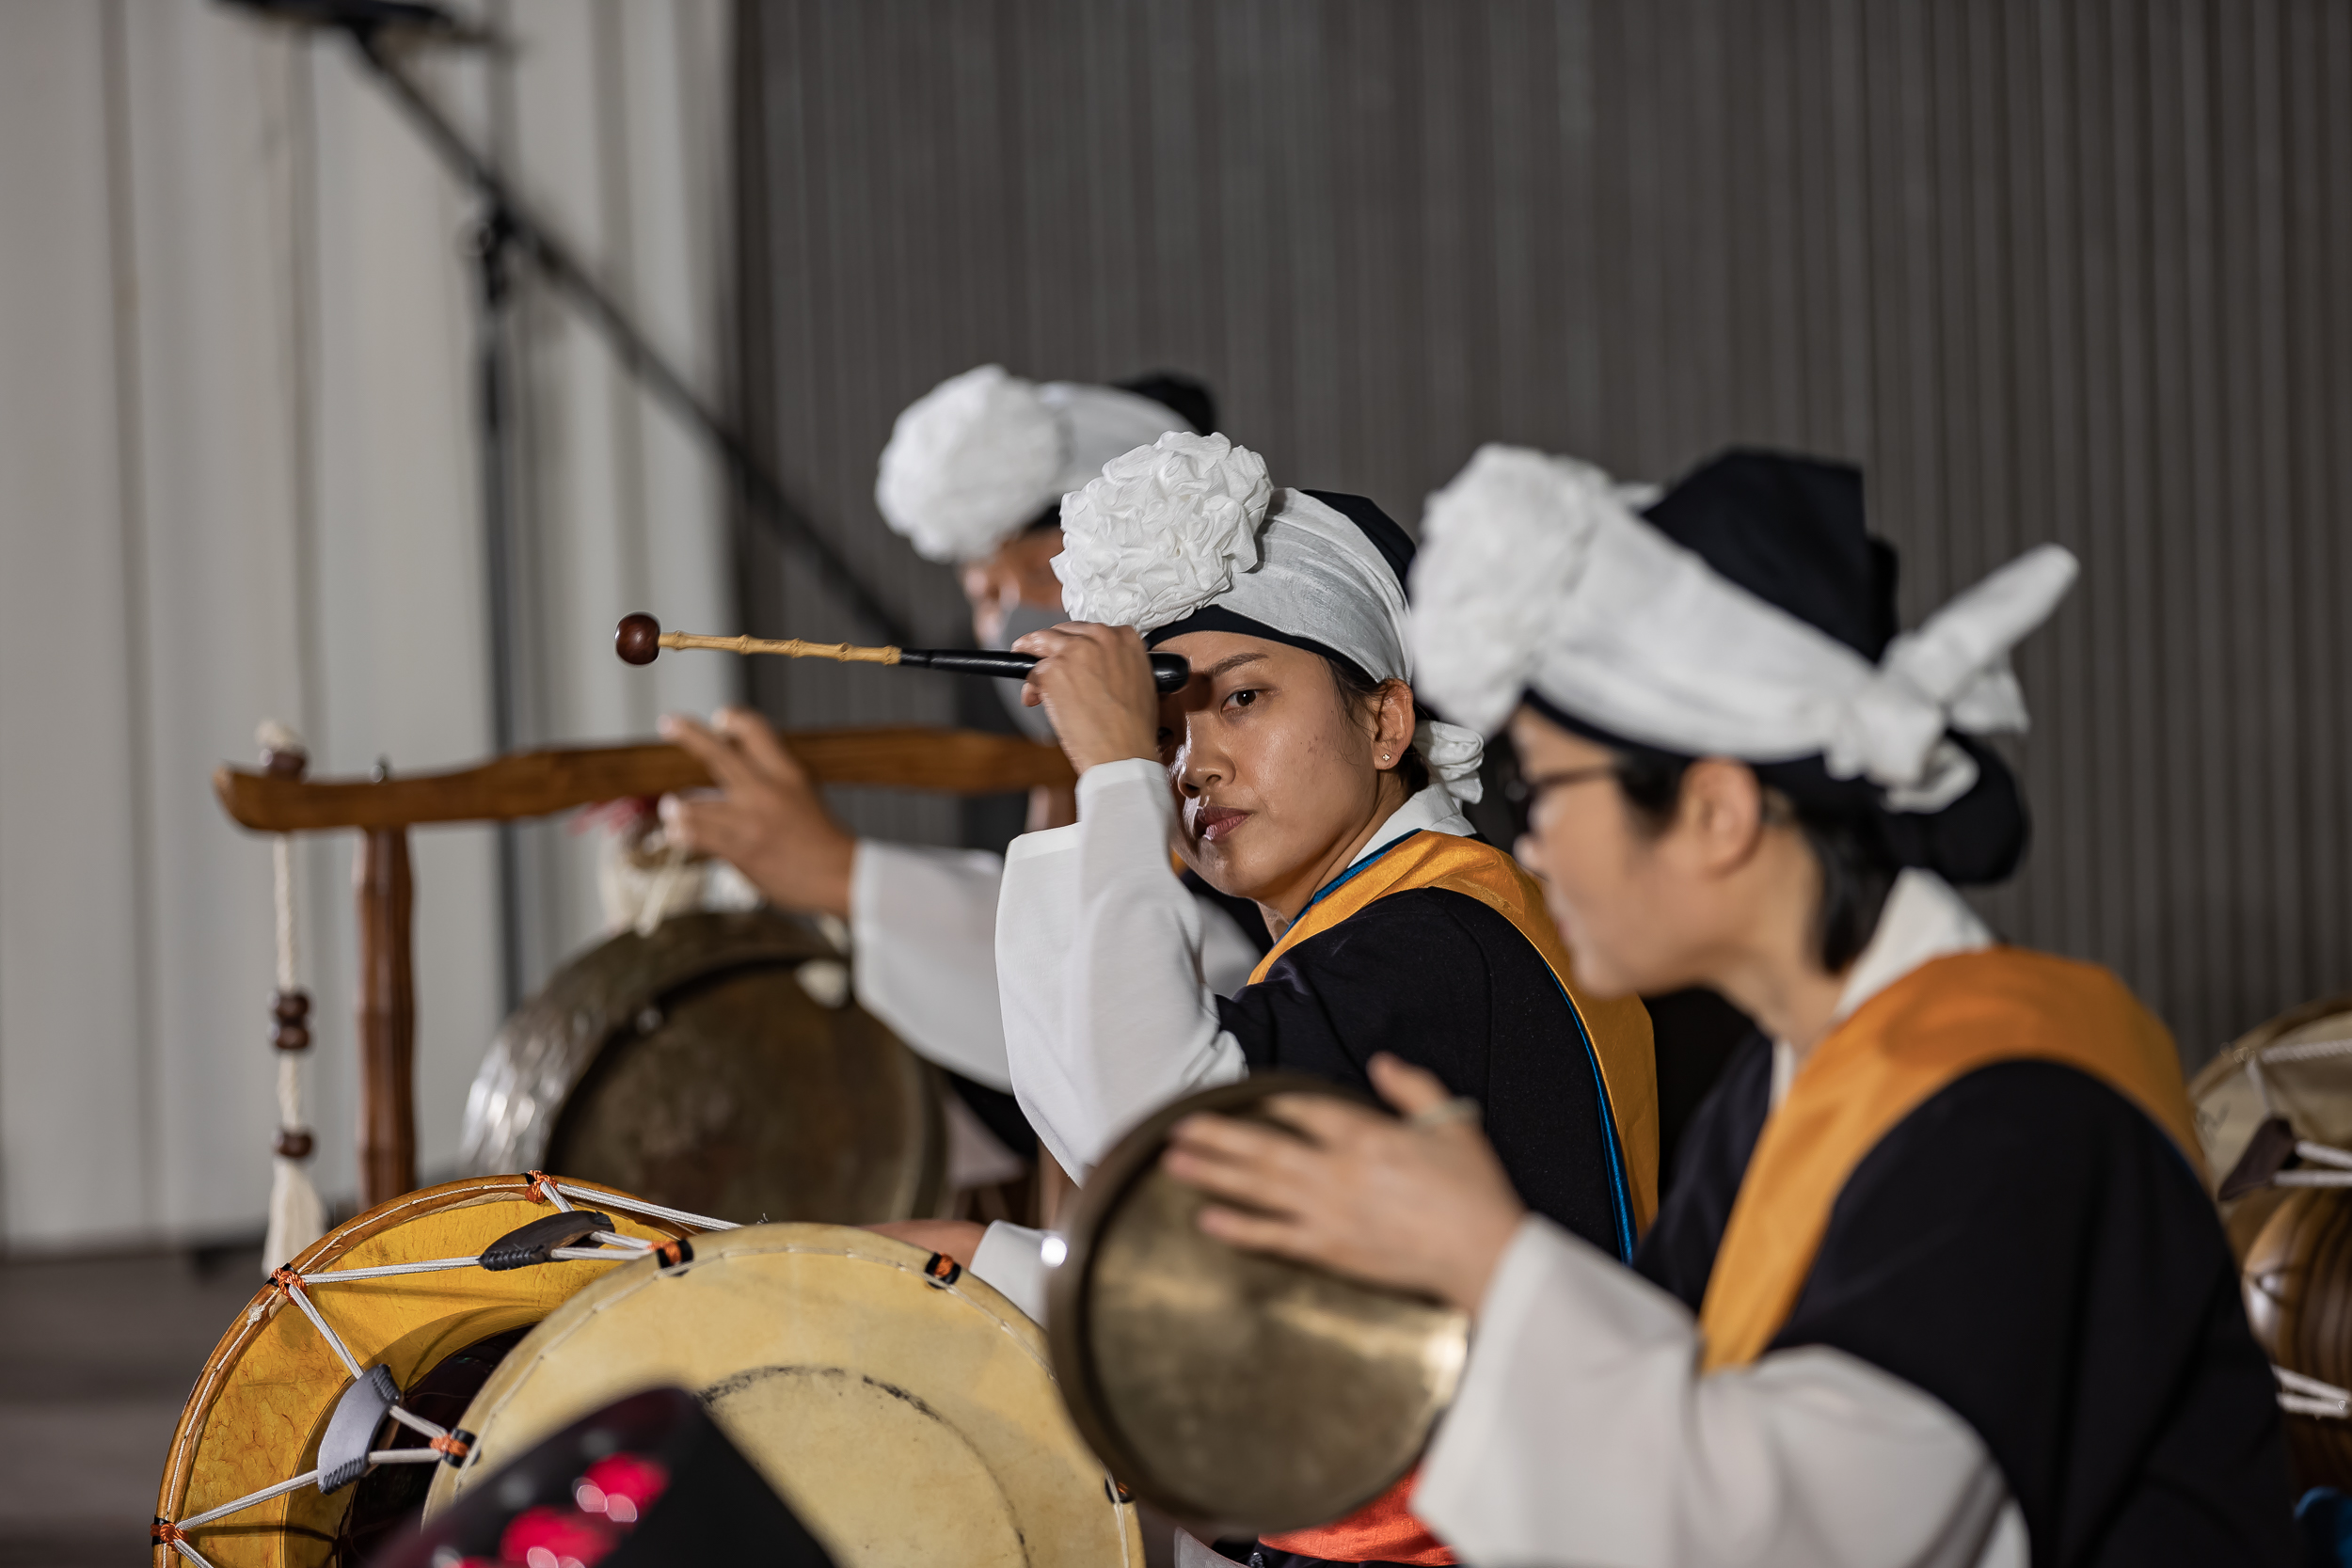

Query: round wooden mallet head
left=615, top=612, right=662, bottom=665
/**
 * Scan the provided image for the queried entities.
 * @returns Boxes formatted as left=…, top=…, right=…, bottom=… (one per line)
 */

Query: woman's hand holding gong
left=1161, top=1053, right=1529, bottom=1317
left=1009, top=622, right=1162, bottom=775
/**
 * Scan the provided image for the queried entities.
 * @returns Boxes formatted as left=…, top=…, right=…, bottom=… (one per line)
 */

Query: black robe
left=1221, top=884, right=1634, bottom=1568
left=1641, top=1035, right=2296, bottom=1568
left=1216, top=885, right=1634, bottom=1262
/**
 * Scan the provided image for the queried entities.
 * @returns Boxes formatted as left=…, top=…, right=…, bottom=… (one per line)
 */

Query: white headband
left=873, top=365, right=1185, bottom=562
left=1411, top=444, right=2077, bottom=812
left=1056, top=433, right=1486, bottom=802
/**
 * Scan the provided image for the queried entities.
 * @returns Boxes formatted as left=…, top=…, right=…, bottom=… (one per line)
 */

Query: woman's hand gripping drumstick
left=657, top=707, right=857, bottom=920
left=1161, top=1053, right=1529, bottom=1316
left=1009, top=622, right=1165, bottom=775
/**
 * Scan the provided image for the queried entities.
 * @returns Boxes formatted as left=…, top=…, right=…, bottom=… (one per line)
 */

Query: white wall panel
left=0, top=0, right=736, bottom=1247
left=0, top=3, right=151, bottom=1246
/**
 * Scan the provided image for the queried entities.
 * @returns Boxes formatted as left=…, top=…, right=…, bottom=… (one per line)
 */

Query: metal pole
left=347, top=30, right=911, bottom=647
left=471, top=206, right=527, bottom=1015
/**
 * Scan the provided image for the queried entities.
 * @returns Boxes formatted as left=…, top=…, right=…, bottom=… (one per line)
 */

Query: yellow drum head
left=2192, top=994, right=2352, bottom=1258
left=425, top=1223, right=1140, bottom=1566
left=153, top=1175, right=697, bottom=1568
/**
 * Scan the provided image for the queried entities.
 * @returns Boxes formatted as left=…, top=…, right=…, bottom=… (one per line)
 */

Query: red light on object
left=498, top=1505, right=619, bottom=1568
left=578, top=1452, right=669, bottom=1524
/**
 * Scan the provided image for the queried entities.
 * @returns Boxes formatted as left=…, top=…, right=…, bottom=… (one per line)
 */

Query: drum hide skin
left=426, top=1224, right=1138, bottom=1568
left=460, top=911, right=946, bottom=1224
left=2245, top=1187, right=2352, bottom=1490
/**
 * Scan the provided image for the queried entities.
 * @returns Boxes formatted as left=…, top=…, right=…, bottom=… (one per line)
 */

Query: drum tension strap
left=2219, top=1115, right=2301, bottom=1200
left=318, top=1365, right=400, bottom=1492
left=482, top=1210, right=616, bottom=1271
left=924, top=1251, right=963, bottom=1288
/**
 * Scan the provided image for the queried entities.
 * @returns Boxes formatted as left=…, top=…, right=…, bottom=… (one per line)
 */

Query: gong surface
left=460, top=910, right=946, bottom=1224
left=425, top=1223, right=1139, bottom=1567
left=153, top=1176, right=695, bottom=1568
left=1047, top=1076, right=1470, bottom=1535
left=2191, top=993, right=2352, bottom=1258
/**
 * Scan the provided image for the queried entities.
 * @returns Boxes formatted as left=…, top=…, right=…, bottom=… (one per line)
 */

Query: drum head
left=461, top=911, right=946, bottom=1224
left=1045, top=1077, right=1470, bottom=1536
left=2191, top=994, right=2352, bottom=1257
left=425, top=1224, right=1140, bottom=1567
left=153, top=1176, right=695, bottom=1568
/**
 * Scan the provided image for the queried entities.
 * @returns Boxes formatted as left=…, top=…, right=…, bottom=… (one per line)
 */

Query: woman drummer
left=996, top=431, right=1660, bottom=1568
left=1162, top=447, right=2295, bottom=1567
left=659, top=366, right=1265, bottom=1165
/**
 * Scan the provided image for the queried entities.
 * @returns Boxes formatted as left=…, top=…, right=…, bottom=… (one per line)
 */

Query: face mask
left=984, top=598, right=1067, bottom=743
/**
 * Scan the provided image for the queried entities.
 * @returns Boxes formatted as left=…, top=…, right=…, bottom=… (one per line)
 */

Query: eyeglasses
left=1505, top=765, right=1619, bottom=807
left=1502, top=764, right=1619, bottom=838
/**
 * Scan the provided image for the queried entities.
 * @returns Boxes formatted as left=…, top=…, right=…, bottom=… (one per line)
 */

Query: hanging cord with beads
left=259, top=721, right=326, bottom=1274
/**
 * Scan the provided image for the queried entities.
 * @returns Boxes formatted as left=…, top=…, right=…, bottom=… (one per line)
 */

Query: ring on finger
left=1407, top=1096, right=1482, bottom=1130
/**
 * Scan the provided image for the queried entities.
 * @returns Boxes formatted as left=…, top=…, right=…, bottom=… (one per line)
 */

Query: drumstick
left=615, top=613, right=1193, bottom=693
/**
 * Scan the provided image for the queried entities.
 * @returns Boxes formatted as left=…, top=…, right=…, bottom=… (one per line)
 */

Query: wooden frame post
left=355, top=826, right=418, bottom=1205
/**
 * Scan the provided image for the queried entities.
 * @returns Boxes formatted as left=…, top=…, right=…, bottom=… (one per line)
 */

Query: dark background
left=730, top=0, right=2352, bottom=1069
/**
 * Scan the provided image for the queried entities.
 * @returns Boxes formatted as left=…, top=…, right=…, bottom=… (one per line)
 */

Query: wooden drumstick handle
left=616, top=612, right=899, bottom=668
left=616, top=612, right=1192, bottom=693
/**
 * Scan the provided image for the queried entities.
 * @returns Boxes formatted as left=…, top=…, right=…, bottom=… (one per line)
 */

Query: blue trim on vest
left=1296, top=830, right=1427, bottom=917
left=1549, top=970, right=1637, bottom=1262
left=1290, top=828, right=1640, bottom=1262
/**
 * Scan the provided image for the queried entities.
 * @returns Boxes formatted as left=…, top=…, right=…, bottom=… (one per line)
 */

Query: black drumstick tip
left=615, top=612, right=661, bottom=665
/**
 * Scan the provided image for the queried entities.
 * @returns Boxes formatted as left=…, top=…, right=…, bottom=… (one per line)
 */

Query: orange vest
left=1695, top=946, right=2201, bottom=1372
left=1253, top=830, right=1660, bottom=1564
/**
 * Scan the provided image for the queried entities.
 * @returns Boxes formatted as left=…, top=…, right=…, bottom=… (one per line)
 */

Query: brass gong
left=459, top=910, right=946, bottom=1224
left=1047, top=1076, right=1470, bottom=1536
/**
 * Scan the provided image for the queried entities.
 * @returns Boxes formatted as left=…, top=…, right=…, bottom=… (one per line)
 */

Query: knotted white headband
left=874, top=365, right=1185, bottom=562
left=1057, top=433, right=1487, bottom=803
left=1411, top=444, right=2077, bottom=812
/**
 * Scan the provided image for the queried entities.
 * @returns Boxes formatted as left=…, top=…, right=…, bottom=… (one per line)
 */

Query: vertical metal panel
left=739, top=0, right=2352, bottom=1063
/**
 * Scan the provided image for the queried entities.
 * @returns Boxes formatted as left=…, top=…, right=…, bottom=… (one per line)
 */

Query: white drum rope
left=557, top=1180, right=737, bottom=1233
left=156, top=1181, right=730, bottom=1566
left=2276, top=1365, right=2352, bottom=1418
left=259, top=720, right=326, bottom=1275
left=2258, top=1035, right=2352, bottom=1066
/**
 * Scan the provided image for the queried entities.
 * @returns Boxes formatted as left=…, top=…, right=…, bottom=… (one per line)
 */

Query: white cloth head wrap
left=1057, top=433, right=1486, bottom=802
left=1411, top=444, right=2078, bottom=813
left=874, top=365, right=1186, bottom=562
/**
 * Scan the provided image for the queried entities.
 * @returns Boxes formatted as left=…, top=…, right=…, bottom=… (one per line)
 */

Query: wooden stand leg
left=355, top=826, right=417, bottom=1205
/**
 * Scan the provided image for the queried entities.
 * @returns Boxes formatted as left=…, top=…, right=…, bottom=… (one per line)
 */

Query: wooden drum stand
left=214, top=729, right=1073, bottom=1207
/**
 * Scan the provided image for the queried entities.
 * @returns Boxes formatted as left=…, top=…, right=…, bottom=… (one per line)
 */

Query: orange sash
left=1247, top=830, right=1659, bottom=1230
left=1253, top=830, right=1659, bottom=1563
left=1695, top=947, right=2201, bottom=1372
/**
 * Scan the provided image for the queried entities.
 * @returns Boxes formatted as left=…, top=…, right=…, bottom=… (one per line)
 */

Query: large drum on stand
left=460, top=910, right=947, bottom=1225
left=151, top=1174, right=712, bottom=1568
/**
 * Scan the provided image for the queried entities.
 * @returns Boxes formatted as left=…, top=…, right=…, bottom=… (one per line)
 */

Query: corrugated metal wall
left=734, top=0, right=2352, bottom=1065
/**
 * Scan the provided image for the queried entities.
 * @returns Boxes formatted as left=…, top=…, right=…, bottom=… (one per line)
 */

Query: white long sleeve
left=996, top=757, right=1247, bottom=1178
left=967, top=1221, right=1055, bottom=1324
left=850, top=841, right=1019, bottom=1091
left=852, top=834, right=1261, bottom=1101
left=1415, top=1216, right=2025, bottom=1568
